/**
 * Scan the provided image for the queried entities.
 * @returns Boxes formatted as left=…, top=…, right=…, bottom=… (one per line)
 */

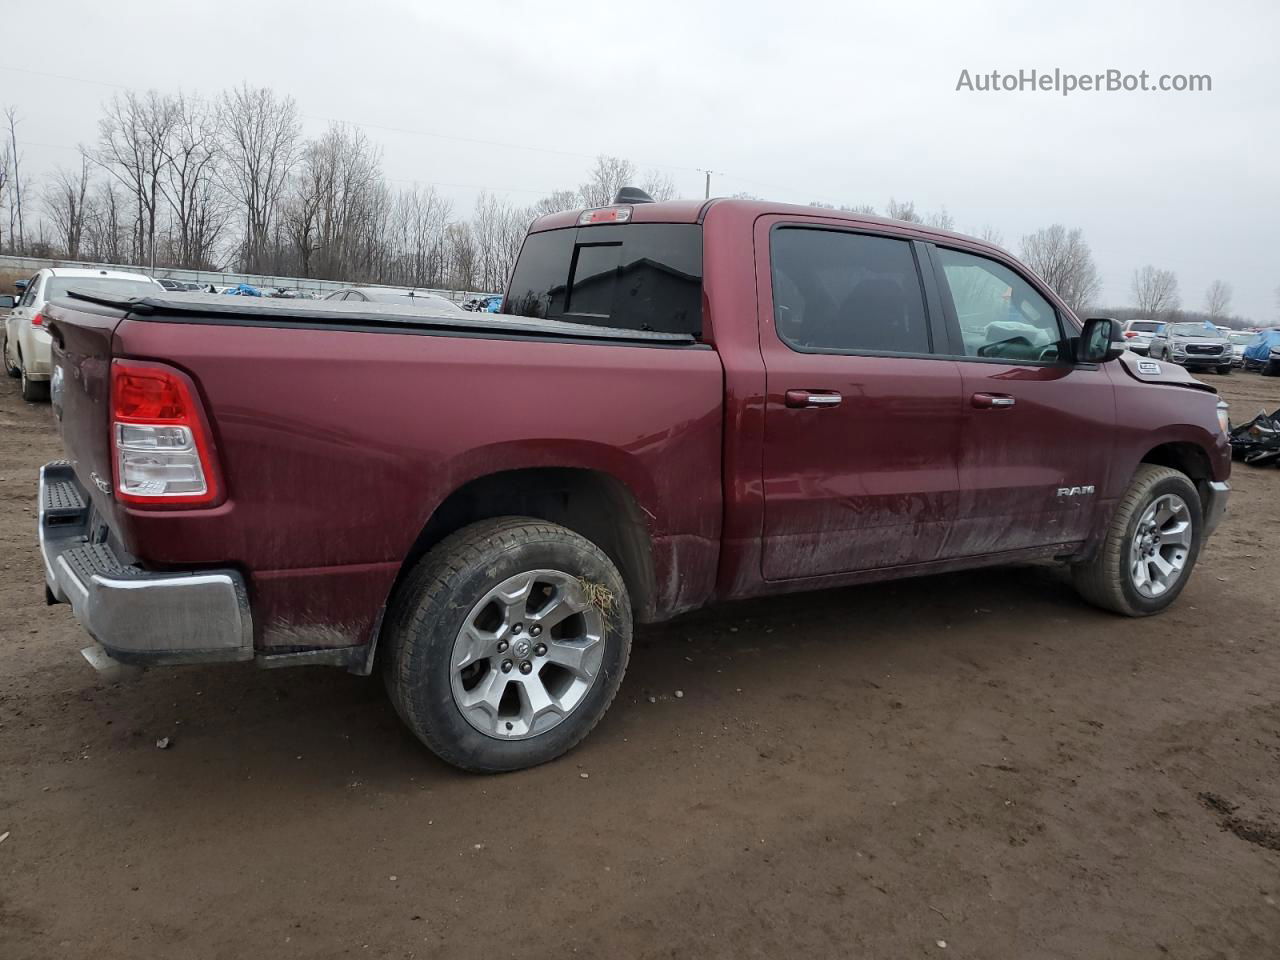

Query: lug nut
left=534, top=643, right=547, bottom=657
left=512, top=623, right=523, bottom=635
left=519, top=660, right=533, bottom=675
left=530, top=625, right=542, bottom=637
left=497, top=640, right=509, bottom=653
left=501, top=659, right=513, bottom=673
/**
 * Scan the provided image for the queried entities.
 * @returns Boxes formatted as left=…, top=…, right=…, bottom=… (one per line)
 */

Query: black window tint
left=770, top=228, right=930, bottom=354
left=503, top=224, right=702, bottom=335
left=568, top=243, right=622, bottom=317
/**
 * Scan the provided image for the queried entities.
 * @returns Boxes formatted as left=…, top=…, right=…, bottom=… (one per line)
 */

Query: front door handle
left=971, top=392, right=1016, bottom=409
left=785, top=389, right=843, bottom=409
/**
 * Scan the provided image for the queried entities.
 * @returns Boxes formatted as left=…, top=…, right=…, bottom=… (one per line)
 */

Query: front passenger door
left=929, top=245, right=1115, bottom=555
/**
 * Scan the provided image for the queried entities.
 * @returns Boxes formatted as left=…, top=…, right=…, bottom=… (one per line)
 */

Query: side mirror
left=0, top=295, right=14, bottom=309
left=1077, top=317, right=1124, bottom=364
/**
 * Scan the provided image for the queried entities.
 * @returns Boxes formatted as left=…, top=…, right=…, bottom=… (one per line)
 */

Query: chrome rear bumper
left=38, top=462, right=253, bottom=666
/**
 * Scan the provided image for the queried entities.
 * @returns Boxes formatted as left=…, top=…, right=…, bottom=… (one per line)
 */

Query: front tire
left=382, top=517, right=632, bottom=773
left=2, top=336, right=19, bottom=378
left=1072, top=465, right=1203, bottom=617
left=1217, top=365, right=1231, bottom=375
left=1264, top=362, right=1280, bottom=377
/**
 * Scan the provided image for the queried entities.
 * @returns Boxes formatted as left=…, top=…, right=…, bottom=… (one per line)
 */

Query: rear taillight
left=110, top=360, right=220, bottom=505
left=1123, top=331, right=1137, bottom=338
left=31, top=312, right=44, bottom=327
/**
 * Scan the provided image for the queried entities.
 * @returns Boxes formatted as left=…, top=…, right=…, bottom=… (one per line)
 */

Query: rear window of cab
left=503, top=224, right=702, bottom=335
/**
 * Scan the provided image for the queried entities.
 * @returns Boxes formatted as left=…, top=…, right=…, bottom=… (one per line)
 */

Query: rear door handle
left=971, top=392, right=1015, bottom=409
left=785, top=389, right=842, bottom=409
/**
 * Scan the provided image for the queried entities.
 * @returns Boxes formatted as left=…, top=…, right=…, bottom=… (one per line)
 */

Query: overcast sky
left=2, top=0, right=1276, bottom=319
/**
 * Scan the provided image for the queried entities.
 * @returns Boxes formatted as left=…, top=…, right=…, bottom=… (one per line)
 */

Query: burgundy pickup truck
left=39, top=195, right=1231, bottom=772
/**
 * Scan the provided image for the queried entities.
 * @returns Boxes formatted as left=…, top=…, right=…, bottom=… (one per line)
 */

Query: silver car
left=1120, top=318, right=1162, bottom=355
left=1147, top=322, right=1233, bottom=375
left=323, top=286, right=468, bottom=315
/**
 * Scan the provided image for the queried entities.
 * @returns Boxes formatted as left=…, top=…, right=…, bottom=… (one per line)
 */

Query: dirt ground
left=1, top=370, right=1278, bottom=960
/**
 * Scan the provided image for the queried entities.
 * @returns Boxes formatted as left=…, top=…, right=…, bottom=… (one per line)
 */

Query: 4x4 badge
left=1138, top=360, right=1162, bottom=375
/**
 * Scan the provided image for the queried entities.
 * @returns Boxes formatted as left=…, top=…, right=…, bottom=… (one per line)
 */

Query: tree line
left=0, top=88, right=1259, bottom=320
left=0, top=88, right=675, bottom=292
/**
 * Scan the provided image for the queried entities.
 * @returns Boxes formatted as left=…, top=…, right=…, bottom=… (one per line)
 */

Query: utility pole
left=702, top=169, right=714, bottom=199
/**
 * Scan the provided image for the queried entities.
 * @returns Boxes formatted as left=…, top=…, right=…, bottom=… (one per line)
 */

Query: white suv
left=4, top=268, right=163, bottom=401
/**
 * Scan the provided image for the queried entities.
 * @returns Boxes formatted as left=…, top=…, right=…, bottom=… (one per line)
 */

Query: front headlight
left=1217, top=400, right=1231, bottom=436
left=1172, top=343, right=1186, bottom=354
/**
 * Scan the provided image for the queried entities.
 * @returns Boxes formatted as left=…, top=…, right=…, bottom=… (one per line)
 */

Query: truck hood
left=1117, top=351, right=1217, bottom=393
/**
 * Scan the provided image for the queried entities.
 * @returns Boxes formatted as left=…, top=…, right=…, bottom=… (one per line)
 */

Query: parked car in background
left=0, top=293, right=14, bottom=317
left=1227, top=331, right=1256, bottom=367
left=1120, top=318, right=1162, bottom=355
left=39, top=195, right=1231, bottom=773
left=324, top=286, right=468, bottom=315
left=4, top=268, right=162, bottom=401
left=1242, top=328, right=1280, bottom=375
left=1148, top=322, right=1233, bottom=374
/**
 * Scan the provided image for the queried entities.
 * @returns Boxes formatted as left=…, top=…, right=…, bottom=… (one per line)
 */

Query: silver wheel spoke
left=517, top=676, right=562, bottom=722
left=543, top=636, right=602, bottom=679
left=459, top=669, right=507, bottom=718
left=452, top=625, right=495, bottom=671
left=529, top=586, right=589, bottom=630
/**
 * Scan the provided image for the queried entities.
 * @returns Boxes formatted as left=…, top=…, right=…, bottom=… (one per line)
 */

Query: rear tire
left=1264, top=362, right=1280, bottom=377
left=20, top=364, right=49, bottom=402
left=1072, top=465, right=1203, bottom=617
left=382, top=517, right=632, bottom=773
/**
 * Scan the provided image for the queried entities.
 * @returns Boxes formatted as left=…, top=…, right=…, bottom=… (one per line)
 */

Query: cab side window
left=770, top=228, right=931, bottom=355
left=935, top=248, right=1062, bottom=362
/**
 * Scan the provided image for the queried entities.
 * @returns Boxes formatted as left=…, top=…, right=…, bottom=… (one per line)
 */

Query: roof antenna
left=613, top=186, right=654, bottom=204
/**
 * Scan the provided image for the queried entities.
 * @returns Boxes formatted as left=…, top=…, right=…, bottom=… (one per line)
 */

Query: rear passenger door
left=926, top=244, right=1115, bottom=555
left=757, top=220, right=964, bottom=580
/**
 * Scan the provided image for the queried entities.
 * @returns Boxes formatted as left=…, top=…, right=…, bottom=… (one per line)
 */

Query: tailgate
left=46, top=299, right=125, bottom=521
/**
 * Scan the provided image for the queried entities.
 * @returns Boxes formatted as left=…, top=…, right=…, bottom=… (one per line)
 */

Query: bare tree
left=82, top=180, right=126, bottom=263
left=885, top=198, right=921, bottom=223
left=925, top=208, right=955, bottom=231
left=159, top=93, right=225, bottom=268
left=578, top=155, right=637, bottom=207
left=1131, top=265, right=1180, bottom=321
left=1019, top=225, right=1101, bottom=314
left=640, top=169, right=678, bottom=201
left=43, top=156, right=93, bottom=259
left=220, top=84, right=301, bottom=272
left=94, top=91, right=179, bottom=266
left=4, top=106, right=25, bottom=252
left=977, top=224, right=1004, bottom=246
left=1203, top=280, right=1231, bottom=320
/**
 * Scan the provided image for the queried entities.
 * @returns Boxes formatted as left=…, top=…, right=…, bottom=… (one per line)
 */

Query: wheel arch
left=1140, top=440, right=1215, bottom=509
left=389, top=465, right=658, bottom=625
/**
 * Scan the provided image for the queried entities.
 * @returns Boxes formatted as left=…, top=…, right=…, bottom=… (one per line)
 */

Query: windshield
left=44, top=276, right=162, bottom=301
left=1228, top=332, right=1255, bottom=345
left=1167, top=322, right=1225, bottom=338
